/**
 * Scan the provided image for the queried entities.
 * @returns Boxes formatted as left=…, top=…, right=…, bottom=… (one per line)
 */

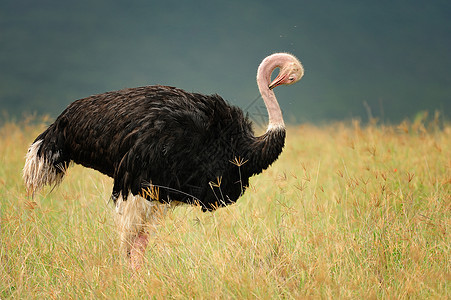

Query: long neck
left=256, top=53, right=287, bottom=131
left=242, top=54, right=290, bottom=176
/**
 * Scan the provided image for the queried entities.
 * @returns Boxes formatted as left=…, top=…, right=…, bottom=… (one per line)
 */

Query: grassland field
left=0, top=115, right=449, bottom=299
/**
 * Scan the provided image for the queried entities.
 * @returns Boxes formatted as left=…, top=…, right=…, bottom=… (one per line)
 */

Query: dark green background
left=1, top=0, right=449, bottom=123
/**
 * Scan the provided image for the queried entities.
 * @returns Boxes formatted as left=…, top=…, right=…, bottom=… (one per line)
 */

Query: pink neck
left=256, top=54, right=288, bottom=131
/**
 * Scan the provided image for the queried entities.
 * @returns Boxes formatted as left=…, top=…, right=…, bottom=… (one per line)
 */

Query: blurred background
left=0, top=0, right=449, bottom=124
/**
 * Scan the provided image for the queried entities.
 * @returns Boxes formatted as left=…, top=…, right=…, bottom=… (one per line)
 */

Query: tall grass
left=1, top=117, right=449, bottom=299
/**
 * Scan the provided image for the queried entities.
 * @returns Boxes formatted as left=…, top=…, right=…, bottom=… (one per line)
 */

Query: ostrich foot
left=129, top=232, right=149, bottom=271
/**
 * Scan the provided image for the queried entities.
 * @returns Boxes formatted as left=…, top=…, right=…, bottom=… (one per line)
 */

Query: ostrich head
left=256, top=52, right=304, bottom=130
left=268, top=55, right=304, bottom=90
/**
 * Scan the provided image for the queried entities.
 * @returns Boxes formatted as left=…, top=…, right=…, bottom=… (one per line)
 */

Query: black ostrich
left=23, top=53, right=304, bottom=268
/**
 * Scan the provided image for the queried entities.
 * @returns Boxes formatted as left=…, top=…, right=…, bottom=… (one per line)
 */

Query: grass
left=0, top=116, right=449, bottom=299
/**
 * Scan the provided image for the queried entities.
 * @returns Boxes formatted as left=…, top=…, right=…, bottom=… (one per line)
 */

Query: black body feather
left=34, top=85, right=285, bottom=211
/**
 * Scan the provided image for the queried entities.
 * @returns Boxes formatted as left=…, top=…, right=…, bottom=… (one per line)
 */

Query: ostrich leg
left=115, top=195, right=169, bottom=270
left=129, top=232, right=150, bottom=270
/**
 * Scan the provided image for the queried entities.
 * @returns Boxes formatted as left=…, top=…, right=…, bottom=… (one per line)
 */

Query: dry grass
left=1, top=116, right=449, bottom=299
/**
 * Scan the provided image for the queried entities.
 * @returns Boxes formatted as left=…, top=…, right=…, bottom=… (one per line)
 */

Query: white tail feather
left=23, top=140, right=65, bottom=196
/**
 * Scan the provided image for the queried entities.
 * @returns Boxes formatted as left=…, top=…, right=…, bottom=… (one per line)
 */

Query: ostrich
left=23, top=53, right=304, bottom=268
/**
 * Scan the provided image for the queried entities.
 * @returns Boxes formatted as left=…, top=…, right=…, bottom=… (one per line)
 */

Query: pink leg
left=129, top=232, right=149, bottom=271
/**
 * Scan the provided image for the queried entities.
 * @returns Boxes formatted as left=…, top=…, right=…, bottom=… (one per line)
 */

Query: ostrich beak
left=268, top=73, right=288, bottom=90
